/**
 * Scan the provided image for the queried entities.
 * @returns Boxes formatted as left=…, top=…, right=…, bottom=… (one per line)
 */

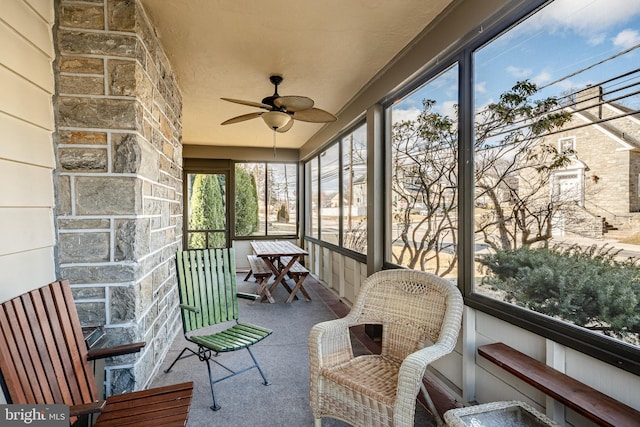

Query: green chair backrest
left=175, top=248, right=239, bottom=334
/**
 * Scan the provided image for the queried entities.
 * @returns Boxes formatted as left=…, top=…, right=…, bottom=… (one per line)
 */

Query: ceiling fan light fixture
left=262, top=111, right=290, bottom=130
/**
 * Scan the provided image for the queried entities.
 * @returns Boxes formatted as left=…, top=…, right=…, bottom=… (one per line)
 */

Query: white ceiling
left=139, top=0, right=455, bottom=149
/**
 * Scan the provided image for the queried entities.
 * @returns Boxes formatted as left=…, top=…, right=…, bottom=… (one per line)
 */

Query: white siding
left=0, top=0, right=56, bottom=303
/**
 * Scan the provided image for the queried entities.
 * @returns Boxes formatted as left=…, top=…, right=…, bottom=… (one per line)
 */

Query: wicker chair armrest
left=394, top=343, right=454, bottom=426
left=308, top=318, right=356, bottom=368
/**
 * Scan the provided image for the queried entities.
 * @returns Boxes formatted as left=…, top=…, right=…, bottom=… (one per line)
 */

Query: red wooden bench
left=478, top=342, right=640, bottom=427
left=0, top=280, right=193, bottom=426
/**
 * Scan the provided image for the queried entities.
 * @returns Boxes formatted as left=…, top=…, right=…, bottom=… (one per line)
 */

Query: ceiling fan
left=221, top=75, right=337, bottom=133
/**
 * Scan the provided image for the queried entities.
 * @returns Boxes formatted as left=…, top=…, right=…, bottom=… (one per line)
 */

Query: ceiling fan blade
left=274, top=96, right=314, bottom=112
left=221, top=98, right=271, bottom=109
left=293, top=107, right=337, bottom=123
left=276, top=118, right=294, bottom=133
left=221, top=112, right=261, bottom=125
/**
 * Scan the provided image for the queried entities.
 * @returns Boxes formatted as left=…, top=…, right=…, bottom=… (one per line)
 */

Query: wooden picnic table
left=250, top=241, right=310, bottom=302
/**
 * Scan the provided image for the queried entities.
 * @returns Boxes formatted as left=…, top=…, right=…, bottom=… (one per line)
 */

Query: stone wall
left=54, top=0, right=183, bottom=395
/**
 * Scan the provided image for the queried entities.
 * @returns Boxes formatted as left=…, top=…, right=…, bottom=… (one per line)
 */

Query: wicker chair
left=308, top=269, right=463, bottom=427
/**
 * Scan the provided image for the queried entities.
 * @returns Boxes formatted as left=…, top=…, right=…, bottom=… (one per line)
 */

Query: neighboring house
left=533, top=86, right=640, bottom=238
left=323, top=174, right=367, bottom=217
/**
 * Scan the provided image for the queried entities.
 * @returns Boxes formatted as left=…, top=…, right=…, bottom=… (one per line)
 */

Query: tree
left=235, top=165, right=259, bottom=235
left=391, top=81, right=573, bottom=274
left=391, top=99, right=458, bottom=274
left=188, top=174, right=225, bottom=248
left=474, top=81, right=573, bottom=250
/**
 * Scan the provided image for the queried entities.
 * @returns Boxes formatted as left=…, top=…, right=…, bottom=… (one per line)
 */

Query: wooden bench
left=478, top=342, right=640, bottom=427
left=247, top=254, right=275, bottom=303
left=279, top=256, right=311, bottom=303
left=0, top=280, right=193, bottom=426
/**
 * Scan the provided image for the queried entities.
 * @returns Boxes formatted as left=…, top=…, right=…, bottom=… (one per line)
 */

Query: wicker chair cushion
left=321, top=355, right=402, bottom=406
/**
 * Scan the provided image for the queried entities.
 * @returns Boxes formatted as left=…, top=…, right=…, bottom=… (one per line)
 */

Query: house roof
left=574, top=105, right=640, bottom=151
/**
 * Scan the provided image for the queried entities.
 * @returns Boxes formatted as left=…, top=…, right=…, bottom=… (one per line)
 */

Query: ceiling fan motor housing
left=262, top=75, right=284, bottom=108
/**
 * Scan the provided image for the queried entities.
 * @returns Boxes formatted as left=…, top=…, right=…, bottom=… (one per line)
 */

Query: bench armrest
left=87, top=341, right=145, bottom=361
left=70, top=400, right=106, bottom=416
left=179, top=303, right=200, bottom=313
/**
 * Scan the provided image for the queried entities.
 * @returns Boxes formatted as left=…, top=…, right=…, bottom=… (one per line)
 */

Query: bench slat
left=279, top=256, right=309, bottom=275
left=478, top=342, right=639, bottom=427
left=247, top=255, right=272, bottom=277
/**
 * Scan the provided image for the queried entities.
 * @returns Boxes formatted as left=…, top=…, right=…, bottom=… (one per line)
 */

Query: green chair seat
left=190, top=322, right=272, bottom=352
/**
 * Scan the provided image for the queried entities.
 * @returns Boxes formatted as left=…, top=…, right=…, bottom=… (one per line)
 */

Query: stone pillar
left=54, top=0, right=183, bottom=395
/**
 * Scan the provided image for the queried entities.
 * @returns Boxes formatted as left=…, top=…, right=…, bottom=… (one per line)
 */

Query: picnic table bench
left=279, top=256, right=310, bottom=303
left=247, top=254, right=275, bottom=303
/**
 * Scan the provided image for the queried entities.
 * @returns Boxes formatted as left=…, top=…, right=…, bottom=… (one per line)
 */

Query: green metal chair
left=165, top=248, right=272, bottom=411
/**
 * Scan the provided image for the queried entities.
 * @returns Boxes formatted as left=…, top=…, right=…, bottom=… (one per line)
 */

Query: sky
left=392, top=0, right=640, bottom=123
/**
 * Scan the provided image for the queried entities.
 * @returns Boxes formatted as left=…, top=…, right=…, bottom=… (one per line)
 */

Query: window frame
left=378, top=0, right=640, bottom=375
left=559, top=136, right=576, bottom=153
left=182, top=158, right=232, bottom=249
left=383, top=62, right=461, bottom=274
left=232, top=160, right=299, bottom=240
left=462, top=0, right=640, bottom=375
left=303, top=120, right=368, bottom=262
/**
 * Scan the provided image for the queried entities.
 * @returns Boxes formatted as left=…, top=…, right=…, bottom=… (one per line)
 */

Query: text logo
left=1, top=405, right=68, bottom=426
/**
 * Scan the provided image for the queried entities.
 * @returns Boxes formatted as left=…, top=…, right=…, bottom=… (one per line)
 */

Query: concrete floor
left=151, top=274, right=437, bottom=427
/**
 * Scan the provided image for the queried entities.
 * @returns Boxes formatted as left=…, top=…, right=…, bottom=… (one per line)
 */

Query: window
left=472, top=0, right=640, bottom=355
left=320, top=144, right=340, bottom=244
left=234, top=162, right=297, bottom=237
left=306, top=158, right=319, bottom=238
left=305, top=123, right=368, bottom=254
left=559, top=137, right=575, bottom=153
left=342, top=125, right=367, bottom=253
left=386, top=65, right=459, bottom=276
left=185, top=172, right=228, bottom=248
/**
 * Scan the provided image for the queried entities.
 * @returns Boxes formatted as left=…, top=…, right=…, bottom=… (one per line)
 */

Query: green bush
left=479, top=245, right=640, bottom=342
left=235, top=165, right=259, bottom=235
left=188, top=174, right=225, bottom=248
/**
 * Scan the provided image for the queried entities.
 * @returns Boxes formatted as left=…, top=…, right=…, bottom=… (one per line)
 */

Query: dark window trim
left=380, top=0, right=640, bottom=375
left=233, top=160, right=300, bottom=239
left=303, top=119, right=368, bottom=255
left=182, top=167, right=231, bottom=249
left=460, top=0, right=640, bottom=375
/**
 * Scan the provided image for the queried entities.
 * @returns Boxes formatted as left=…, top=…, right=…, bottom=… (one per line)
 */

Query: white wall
left=0, top=0, right=56, bottom=303
left=306, top=241, right=366, bottom=303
